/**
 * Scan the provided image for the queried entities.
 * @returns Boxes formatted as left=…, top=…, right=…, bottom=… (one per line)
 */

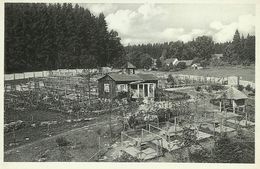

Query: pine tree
left=4, top=3, right=126, bottom=73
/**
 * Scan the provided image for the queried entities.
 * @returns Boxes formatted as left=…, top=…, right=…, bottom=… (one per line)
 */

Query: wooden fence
left=4, top=69, right=99, bottom=81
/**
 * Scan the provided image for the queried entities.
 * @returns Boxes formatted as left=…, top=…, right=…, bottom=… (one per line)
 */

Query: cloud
left=210, top=21, right=224, bottom=30
left=210, top=14, right=255, bottom=42
left=106, top=4, right=169, bottom=45
left=238, top=14, right=255, bottom=35
left=161, top=28, right=185, bottom=41
left=93, top=3, right=256, bottom=45
left=83, top=4, right=118, bottom=16
left=213, top=22, right=238, bottom=42
left=178, top=29, right=213, bottom=42
left=106, top=9, right=139, bottom=34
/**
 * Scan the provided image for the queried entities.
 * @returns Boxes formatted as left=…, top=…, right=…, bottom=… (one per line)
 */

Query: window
left=117, top=84, right=127, bottom=92
left=104, top=84, right=109, bottom=92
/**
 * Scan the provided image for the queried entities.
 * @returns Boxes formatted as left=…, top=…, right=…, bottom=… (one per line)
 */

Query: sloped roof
left=108, top=73, right=141, bottom=82
left=192, top=63, right=200, bottom=66
left=136, top=73, right=158, bottom=81
left=98, top=73, right=158, bottom=82
left=211, top=54, right=223, bottom=58
left=216, top=87, right=248, bottom=100
left=121, top=62, right=136, bottom=69
left=164, top=58, right=178, bottom=64
left=179, top=60, right=193, bottom=66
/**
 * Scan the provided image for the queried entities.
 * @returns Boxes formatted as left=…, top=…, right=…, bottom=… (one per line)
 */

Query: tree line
left=5, top=3, right=255, bottom=73
left=5, top=3, right=125, bottom=73
left=125, top=30, right=255, bottom=69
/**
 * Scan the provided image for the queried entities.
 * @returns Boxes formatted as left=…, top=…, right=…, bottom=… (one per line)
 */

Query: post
left=245, top=110, right=248, bottom=127
left=148, top=83, right=150, bottom=97
left=232, top=100, right=236, bottom=114
left=137, top=84, right=140, bottom=98
left=143, top=84, right=145, bottom=98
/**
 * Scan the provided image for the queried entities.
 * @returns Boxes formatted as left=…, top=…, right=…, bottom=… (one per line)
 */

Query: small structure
left=177, top=60, right=193, bottom=67
left=163, top=58, right=178, bottom=67
left=98, top=73, right=158, bottom=99
left=216, top=87, right=248, bottom=113
left=191, top=63, right=203, bottom=70
left=211, top=54, right=223, bottom=60
left=121, top=62, right=136, bottom=74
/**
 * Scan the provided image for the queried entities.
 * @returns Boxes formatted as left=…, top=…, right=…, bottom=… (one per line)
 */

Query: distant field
left=140, top=65, right=255, bottom=82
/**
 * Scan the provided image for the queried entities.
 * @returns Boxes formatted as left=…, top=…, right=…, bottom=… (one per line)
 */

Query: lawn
left=139, top=65, right=255, bottom=82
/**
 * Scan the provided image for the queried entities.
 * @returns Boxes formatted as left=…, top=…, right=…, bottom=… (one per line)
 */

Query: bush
left=116, top=91, right=128, bottom=99
left=210, top=84, right=225, bottom=91
left=200, top=60, right=210, bottom=67
left=237, top=85, right=244, bottom=91
left=245, top=84, right=253, bottom=91
left=195, top=86, right=202, bottom=92
left=206, top=85, right=213, bottom=93
left=56, top=137, right=70, bottom=147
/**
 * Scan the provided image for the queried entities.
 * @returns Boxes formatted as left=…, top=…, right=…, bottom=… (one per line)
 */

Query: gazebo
left=121, top=62, right=136, bottom=74
left=216, top=87, right=248, bottom=113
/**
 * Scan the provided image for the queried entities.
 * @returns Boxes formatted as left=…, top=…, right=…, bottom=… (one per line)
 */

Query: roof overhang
left=129, top=81, right=145, bottom=84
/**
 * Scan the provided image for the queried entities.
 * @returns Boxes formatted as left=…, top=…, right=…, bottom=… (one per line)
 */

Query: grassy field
left=140, top=65, right=255, bottom=82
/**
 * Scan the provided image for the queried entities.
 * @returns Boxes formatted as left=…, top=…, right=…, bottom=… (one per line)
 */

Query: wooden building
left=121, top=62, right=136, bottom=74
left=216, top=87, right=248, bottom=113
left=98, top=73, right=158, bottom=99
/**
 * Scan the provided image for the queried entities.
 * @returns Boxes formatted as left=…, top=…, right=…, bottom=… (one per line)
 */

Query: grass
left=140, top=65, right=255, bottom=82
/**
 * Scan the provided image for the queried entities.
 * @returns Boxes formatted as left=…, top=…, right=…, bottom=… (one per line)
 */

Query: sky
left=79, top=3, right=255, bottom=46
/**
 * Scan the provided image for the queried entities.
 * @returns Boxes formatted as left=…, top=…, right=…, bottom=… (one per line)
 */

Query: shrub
left=116, top=91, right=128, bottom=99
left=195, top=86, right=202, bottom=92
left=56, top=137, right=70, bottom=147
left=200, top=60, right=210, bottom=67
left=245, top=84, right=252, bottom=91
left=206, top=85, right=213, bottom=93
left=237, top=85, right=244, bottom=91
left=210, top=84, right=224, bottom=91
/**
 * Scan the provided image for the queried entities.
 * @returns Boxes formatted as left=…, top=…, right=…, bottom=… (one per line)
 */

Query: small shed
left=98, top=73, right=158, bottom=99
left=163, top=58, right=178, bottom=67
left=211, top=54, right=223, bottom=59
left=216, top=87, right=248, bottom=113
left=178, top=60, right=193, bottom=67
left=191, top=63, right=203, bottom=70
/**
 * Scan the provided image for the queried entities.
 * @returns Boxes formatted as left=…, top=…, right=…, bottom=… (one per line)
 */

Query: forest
left=125, top=30, right=255, bottom=69
left=5, top=3, right=125, bottom=73
left=5, top=3, right=255, bottom=73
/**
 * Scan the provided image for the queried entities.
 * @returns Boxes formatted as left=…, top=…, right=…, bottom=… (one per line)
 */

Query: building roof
left=192, top=63, right=201, bottom=66
left=211, top=54, right=223, bottom=58
left=178, top=60, right=193, bottom=66
left=182, top=60, right=193, bottom=66
left=121, top=62, right=136, bottom=69
left=137, top=73, right=158, bottom=81
left=164, top=58, right=178, bottom=64
left=216, top=87, right=248, bottom=100
left=98, top=73, right=158, bottom=82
